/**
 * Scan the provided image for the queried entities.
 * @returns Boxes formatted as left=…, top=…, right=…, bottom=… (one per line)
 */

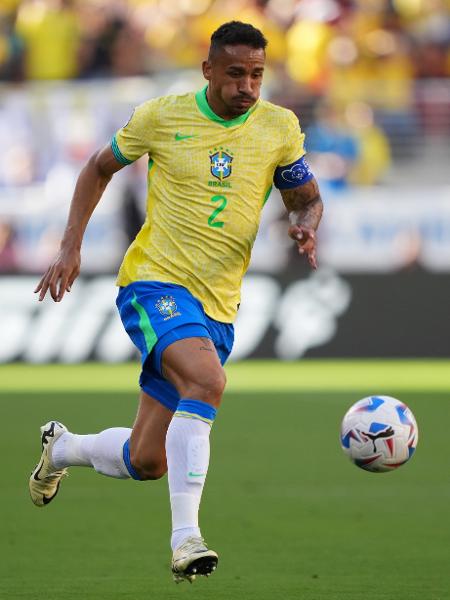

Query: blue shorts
left=116, top=281, right=234, bottom=412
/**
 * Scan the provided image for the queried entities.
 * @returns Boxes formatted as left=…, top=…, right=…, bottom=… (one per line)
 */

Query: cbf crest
left=155, top=295, right=181, bottom=321
left=209, top=147, right=233, bottom=181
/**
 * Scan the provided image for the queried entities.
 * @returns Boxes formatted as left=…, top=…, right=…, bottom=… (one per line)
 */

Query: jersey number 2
left=208, top=194, right=227, bottom=228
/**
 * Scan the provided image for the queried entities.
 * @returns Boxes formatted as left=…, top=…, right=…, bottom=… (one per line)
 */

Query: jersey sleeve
left=111, top=101, right=156, bottom=165
left=273, top=110, right=314, bottom=189
left=277, top=110, right=307, bottom=167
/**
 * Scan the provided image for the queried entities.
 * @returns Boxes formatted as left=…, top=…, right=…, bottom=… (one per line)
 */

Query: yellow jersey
left=113, top=86, right=307, bottom=322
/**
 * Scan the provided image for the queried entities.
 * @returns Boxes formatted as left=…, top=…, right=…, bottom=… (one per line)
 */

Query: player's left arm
left=280, top=177, right=323, bottom=269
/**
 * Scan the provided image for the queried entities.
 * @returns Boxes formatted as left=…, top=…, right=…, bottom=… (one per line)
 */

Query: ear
left=202, top=60, right=212, bottom=81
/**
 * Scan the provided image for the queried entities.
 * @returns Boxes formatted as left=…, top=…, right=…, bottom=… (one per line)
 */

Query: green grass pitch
left=0, top=360, right=449, bottom=599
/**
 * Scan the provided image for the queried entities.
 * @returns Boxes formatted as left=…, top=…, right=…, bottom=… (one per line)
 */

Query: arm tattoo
left=280, top=178, right=323, bottom=231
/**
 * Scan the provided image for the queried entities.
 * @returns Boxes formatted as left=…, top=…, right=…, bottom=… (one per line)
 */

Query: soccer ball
left=340, top=395, right=418, bottom=472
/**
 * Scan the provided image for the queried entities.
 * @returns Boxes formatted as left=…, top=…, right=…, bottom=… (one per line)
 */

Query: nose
left=238, top=76, right=253, bottom=96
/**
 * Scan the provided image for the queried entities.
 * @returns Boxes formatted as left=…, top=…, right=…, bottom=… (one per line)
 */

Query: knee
left=130, top=450, right=167, bottom=481
left=184, top=367, right=226, bottom=407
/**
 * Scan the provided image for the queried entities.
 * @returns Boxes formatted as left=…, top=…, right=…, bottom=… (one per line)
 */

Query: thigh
left=161, top=336, right=226, bottom=405
left=116, top=281, right=209, bottom=371
left=117, top=280, right=211, bottom=412
left=205, top=316, right=235, bottom=366
left=130, top=390, right=174, bottom=468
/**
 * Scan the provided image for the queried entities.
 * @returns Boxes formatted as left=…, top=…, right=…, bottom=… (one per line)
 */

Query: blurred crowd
left=0, top=0, right=449, bottom=273
left=1, top=0, right=449, bottom=82
left=0, top=0, right=448, bottom=184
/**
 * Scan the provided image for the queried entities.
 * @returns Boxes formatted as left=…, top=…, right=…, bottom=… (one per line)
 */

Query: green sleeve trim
left=262, top=185, right=272, bottom=206
left=111, top=135, right=134, bottom=165
left=131, top=292, right=158, bottom=353
left=195, top=85, right=257, bottom=128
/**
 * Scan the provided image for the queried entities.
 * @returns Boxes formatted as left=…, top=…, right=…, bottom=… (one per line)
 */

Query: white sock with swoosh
left=166, top=399, right=215, bottom=551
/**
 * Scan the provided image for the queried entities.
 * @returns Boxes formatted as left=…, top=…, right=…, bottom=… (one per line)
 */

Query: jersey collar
left=195, top=85, right=258, bottom=128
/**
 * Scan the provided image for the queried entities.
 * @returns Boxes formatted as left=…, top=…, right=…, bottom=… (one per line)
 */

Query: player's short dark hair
left=209, top=21, right=268, bottom=58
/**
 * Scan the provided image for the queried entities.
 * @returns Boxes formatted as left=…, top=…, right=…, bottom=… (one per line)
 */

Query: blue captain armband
left=273, top=155, right=314, bottom=189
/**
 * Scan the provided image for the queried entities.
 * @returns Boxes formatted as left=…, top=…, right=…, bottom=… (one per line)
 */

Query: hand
left=288, top=224, right=318, bottom=269
left=34, top=246, right=81, bottom=302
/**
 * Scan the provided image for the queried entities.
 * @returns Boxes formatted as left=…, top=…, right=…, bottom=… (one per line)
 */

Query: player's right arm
left=34, top=145, right=125, bottom=302
left=273, top=109, right=323, bottom=269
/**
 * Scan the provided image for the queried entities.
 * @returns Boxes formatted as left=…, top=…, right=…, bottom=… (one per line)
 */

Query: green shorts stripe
left=131, top=292, right=158, bottom=353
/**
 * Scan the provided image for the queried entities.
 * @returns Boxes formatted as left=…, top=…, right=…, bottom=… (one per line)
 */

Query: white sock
left=51, top=428, right=132, bottom=479
left=166, top=399, right=216, bottom=551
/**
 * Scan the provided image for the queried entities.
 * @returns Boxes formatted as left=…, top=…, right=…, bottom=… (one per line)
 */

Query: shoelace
left=178, top=536, right=207, bottom=554
left=46, top=470, right=68, bottom=483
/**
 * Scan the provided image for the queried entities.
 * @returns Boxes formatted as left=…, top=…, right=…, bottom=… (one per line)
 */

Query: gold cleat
left=29, top=421, right=68, bottom=507
left=171, top=536, right=218, bottom=584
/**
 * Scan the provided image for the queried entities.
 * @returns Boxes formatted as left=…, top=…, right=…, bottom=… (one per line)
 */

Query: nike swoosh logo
left=32, top=459, right=54, bottom=504
left=175, top=133, right=197, bottom=141
left=41, top=422, right=55, bottom=448
left=33, top=460, right=44, bottom=481
left=42, top=484, right=60, bottom=505
left=188, top=472, right=206, bottom=477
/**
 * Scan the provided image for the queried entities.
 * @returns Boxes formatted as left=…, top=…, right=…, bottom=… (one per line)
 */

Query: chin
left=230, top=103, right=254, bottom=116
left=231, top=107, right=248, bottom=116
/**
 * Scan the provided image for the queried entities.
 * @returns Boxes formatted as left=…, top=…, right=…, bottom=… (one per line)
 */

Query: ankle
left=171, top=527, right=201, bottom=551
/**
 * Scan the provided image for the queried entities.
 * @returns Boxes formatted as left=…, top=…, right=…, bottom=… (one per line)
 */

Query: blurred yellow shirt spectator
left=346, top=101, right=391, bottom=186
left=0, top=0, right=21, bottom=17
left=16, top=0, right=80, bottom=80
left=287, top=19, right=333, bottom=88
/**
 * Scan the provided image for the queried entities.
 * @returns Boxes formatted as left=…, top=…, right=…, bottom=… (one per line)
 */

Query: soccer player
left=29, top=21, right=323, bottom=583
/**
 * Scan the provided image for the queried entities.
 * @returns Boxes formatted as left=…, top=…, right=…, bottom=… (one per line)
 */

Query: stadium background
left=1, top=0, right=449, bottom=362
left=0, top=2, right=449, bottom=599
